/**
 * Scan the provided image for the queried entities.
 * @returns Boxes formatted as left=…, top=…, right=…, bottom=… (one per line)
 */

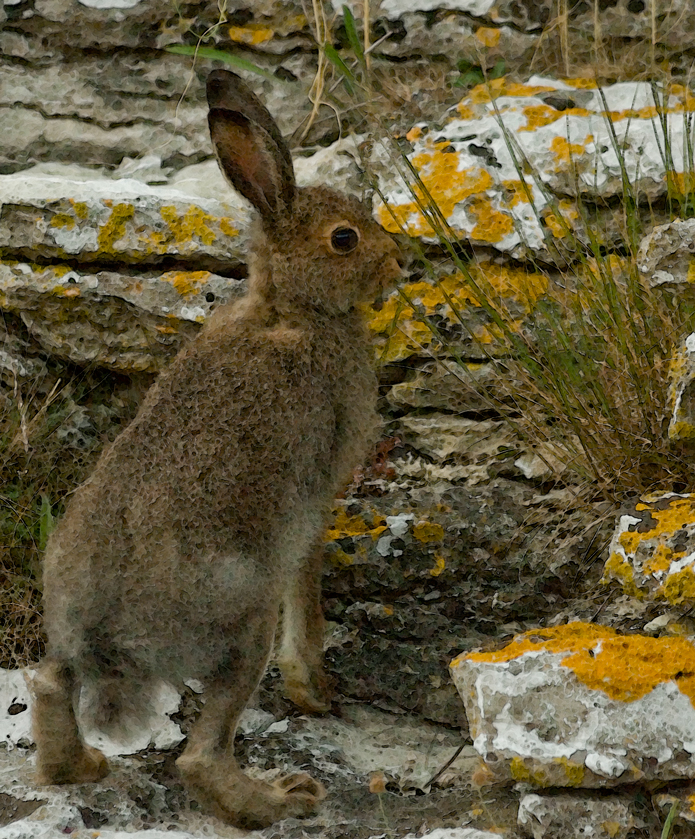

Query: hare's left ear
left=207, top=70, right=296, bottom=224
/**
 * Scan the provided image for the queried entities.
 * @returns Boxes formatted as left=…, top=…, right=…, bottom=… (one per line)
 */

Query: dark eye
left=331, top=226, right=359, bottom=253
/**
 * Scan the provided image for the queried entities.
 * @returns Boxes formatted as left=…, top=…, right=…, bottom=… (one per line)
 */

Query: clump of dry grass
left=0, top=356, right=147, bottom=668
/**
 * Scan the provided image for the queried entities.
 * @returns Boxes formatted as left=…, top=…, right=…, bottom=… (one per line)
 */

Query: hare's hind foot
left=36, top=743, right=109, bottom=786
left=177, top=752, right=325, bottom=829
left=279, top=658, right=331, bottom=714
left=30, top=658, right=110, bottom=785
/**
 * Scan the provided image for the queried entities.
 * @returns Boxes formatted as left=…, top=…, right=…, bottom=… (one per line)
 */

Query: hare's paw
left=178, top=755, right=325, bottom=828
left=284, top=672, right=331, bottom=715
left=37, top=745, right=109, bottom=786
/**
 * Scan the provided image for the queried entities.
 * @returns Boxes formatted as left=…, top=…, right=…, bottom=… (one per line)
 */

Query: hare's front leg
left=176, top=608, right=325, bottom=828
left=277, top=541, right=330, bottom=714
left=31, top=659, right=109, bottom=785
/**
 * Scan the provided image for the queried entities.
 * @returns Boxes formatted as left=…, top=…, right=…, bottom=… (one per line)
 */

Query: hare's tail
left=77, top=664, right=162, bottom=747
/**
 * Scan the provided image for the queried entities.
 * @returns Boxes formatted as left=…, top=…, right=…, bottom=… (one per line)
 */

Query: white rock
left=450, top=622, right=695, bottom=787
left=518, top=792, right=635, bottom=839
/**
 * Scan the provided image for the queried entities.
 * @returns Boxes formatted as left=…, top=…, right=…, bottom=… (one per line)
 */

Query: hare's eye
left=330, top=226, right=359, bottom=254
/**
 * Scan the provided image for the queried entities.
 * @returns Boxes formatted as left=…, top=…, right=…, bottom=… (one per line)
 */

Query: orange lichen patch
left=55, top=285, right=80, bottom=298
left=500, top=179, right=528, bottom=208
left=468, top=198, right=515, bottom=243
left=520, top=105, right=593, bottom=131
left=155, top=324, right=178, bottom=334
left=467, top=77, right=557, bottom=105
left=603, top=552, right=646, bottom=598
left=97, top=203, right=135, bottom=254
left=669, top=172, right=695, bottom=196
left=475, top=26, right=501, bottom=47
left=364, top=264, right=546, bottom=362
left=455, top=103, right=476, bottom=120
left=326, top=508, right=387, bottom=541
left=549, top=135, right=593, bottom=164
left=562, top=78, right=598, bottom=89
left=376, top=155, right=493, bottom=237
left=630, top=496, right=695, bottom=547
left=429, top=554, right=446, bottom=577
left=228, top=25, right=274, bottom=45
left=49, top=213, right=76, bottom=230
left=660, top=566, right=695, bottom=605
left=406, top=126, right=423, bottom=142
left=457, top=621, right=695, bottom=706
left=643, top=544, right=686, bottom=576
left=413, top=521, right=445, bottom=543
left=160, top=270, right=211, bottom=297
left=543, top=199, right=580, bottom=239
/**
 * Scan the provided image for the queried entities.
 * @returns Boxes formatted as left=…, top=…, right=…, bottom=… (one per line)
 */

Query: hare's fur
left=32, top=70, right=403, bottom=829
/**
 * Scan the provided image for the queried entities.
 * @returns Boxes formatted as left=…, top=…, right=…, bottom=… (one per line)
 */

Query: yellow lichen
left=219, top=217, right=239, bottom=238
left=71, top=201, right=89, bottom=220
left=364, top=263, right=547, bottom=363
left=413, top=521, right=445, bottom=543
left=660, top=566, right=695, bottom=605
left=376, top=158, right=493, bottom=237
left=509, top=757, right=551, bottom=785
left=643, top=544, right=685, bottom=576
left=687, top=259, right=695, bottom=284
left=160, top=270, right=211, bottom=297
left=50, top=213, right=76, bottom=230
left=97, top=203, right=135, bottom=254
left=467, top=77, right=558, bottom=105
left=459, top=621, right=695, bottom=706
left=475, top=27, right=500, bottom=47
left=468, top=197, right=515, bottom=243
left=228, top=25, right=274, bottom=45
left=549, top=135, right=592, bottom=163
left=520, top=105, right=592, bottom=131
left=160, top=206, right=218, bottom=247
left=325, top=508, right=387, bottom=541
left=602, top=551, right=645, bottom=598
left=429, top=554, right=446, bottom=577
left=557, top=756, right=584, bottom=786
left=543, top=199, right=580, bottom=239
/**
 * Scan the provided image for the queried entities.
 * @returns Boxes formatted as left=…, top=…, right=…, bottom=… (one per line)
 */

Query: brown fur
left=31, top=69, right=403, bottom=829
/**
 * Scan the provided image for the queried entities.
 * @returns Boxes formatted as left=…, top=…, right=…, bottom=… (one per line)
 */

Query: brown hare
left=30, top=69, right=404, bottom=828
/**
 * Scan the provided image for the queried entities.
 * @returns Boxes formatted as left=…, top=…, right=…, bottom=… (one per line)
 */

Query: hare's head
left=207, top=70, right=404, bottom=315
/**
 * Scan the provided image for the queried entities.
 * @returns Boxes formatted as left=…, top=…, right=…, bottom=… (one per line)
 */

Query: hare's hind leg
left=176, top=608, right=325, bottom=828
left=31, top=658, right=109, bottom=785
left=277, top=541, right=330, bottom=714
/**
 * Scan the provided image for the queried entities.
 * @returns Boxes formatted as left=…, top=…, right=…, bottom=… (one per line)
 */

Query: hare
left=30, top=69, right=404, bottom=828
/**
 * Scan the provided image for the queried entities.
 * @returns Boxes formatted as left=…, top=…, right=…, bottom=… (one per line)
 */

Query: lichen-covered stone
left=0, top=260, right=244, bottom=371
left=376, top=77, right=695, bottom=259
left=518, top=792, right=635, bottom=839
left=667, top=333, right=695, bottom=441
left=0, top=169, right=250, bottom=265
left=450, top=622, right=695, bottom=786
left=638, top=218, right=695, bottom=290
left=603, top=493, right=695, bottom=606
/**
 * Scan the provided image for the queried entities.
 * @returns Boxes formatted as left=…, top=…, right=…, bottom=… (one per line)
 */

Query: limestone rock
left=603, top=493, right=695, bottom=606
left=0, top=167, right=250, bottom=265
left=667, top=333, right=695, bottom=441
left=450, top=622, right=695, bottom=787
left=638, top=218, right=695, bottom=290
left=375, top=78, right=695, bottom=260
left=518, top=792, right=635, bottom=839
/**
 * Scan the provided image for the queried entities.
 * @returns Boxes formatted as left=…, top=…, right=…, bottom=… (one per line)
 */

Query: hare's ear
left=207, top=69, right=296, bottom=224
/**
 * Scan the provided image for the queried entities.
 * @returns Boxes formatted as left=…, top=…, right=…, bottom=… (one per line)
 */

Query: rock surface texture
left=3, top=1, right=695, bottom=838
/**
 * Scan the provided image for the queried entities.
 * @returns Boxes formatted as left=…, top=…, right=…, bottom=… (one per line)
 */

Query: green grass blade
left=165, top=46, right=281, bottom=81
left=323, top=42, right=356, bottom=94
left=342, top=5, right=366, bottom=69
